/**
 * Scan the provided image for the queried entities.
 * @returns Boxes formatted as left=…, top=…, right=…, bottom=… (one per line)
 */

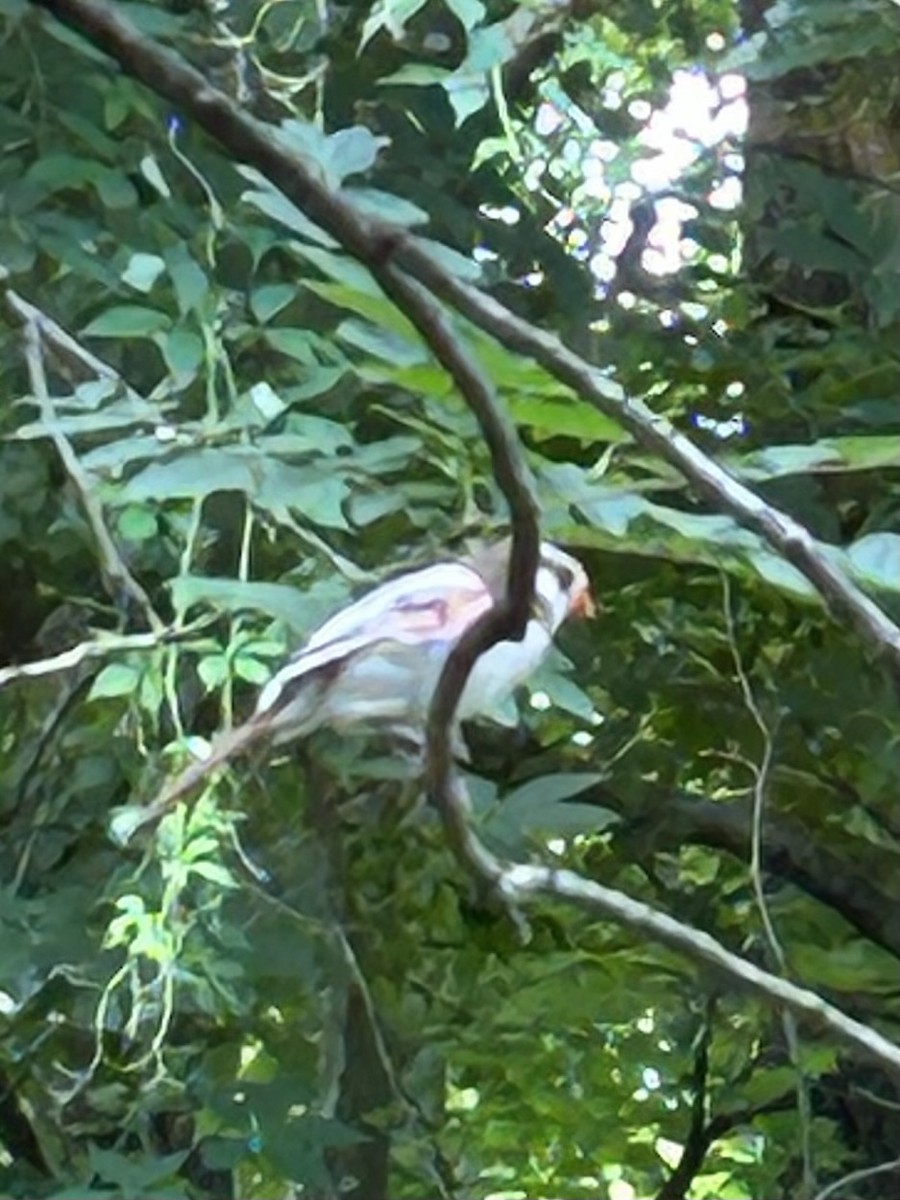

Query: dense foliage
left=0, top=1, right=897, bottom=1197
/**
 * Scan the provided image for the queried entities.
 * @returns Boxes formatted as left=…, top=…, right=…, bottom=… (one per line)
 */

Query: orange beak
left=571, top=583, right=598, bottom=619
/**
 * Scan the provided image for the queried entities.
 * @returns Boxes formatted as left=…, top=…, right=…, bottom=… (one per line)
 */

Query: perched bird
left=130, top=540, right=593, bottom=834
left=254, top=539, right=595, bottom=742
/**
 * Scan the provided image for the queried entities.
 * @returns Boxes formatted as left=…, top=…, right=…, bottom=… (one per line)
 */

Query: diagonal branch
left=368, top=263, right=542, bottom=634
left=392, top=247, right=900, bottom=677
left=3, top=277, right=164, bottom=633
left=1, top=275, right=143, bottom=389
left=492, top=860, right=900, bottom=1079
left=26, top=0, right=900, bottom=678
left=0, top=621, right=214, bottom=692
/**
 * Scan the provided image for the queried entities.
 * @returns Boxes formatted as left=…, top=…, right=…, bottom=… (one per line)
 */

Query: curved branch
left=27, top=0, right=900, bottom=678
left=369, top=264, right=542, bottom=626
left=812, top=1155, right=900, bottom=1200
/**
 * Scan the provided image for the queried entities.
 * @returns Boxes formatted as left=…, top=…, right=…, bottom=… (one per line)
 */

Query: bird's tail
left=116, top=716, right=271, bottom=843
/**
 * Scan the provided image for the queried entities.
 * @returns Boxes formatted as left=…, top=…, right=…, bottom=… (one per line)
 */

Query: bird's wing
left=255, top=562, right=493, bottom=715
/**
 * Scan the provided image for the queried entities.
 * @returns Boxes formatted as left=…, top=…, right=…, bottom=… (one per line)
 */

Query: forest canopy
left=0, top=1, right=898, bottom=1198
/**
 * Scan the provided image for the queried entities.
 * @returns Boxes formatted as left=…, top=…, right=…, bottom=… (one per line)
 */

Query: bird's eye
left=554, top=563, right=574, bottom=591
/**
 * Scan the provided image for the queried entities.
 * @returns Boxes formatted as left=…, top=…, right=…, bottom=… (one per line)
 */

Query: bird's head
left=467, top=538, right=596, bottom=632
left=538, top=541, right=596, bottom=624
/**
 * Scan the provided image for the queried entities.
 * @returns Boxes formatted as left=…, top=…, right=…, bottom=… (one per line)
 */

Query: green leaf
left=356, top=360, right=453, bottom=397
left=265, top=328, right=317, bottom=364
left=360, top=0, right=430, bottom=50
left=88, top=1145, right=188, bottom=1192
left=380, top=64, right=452, bottom=87
left=444, top=0, right=486, bottom=31
left=292, top=246, right=383, bottom=295
left=444, top=74, right=491, bottom=126
left=198, top=654, right=229, bottom=690
left=303, top=279, right=417, bottom=338
left=234, top=655, right=272, bottom=686
left=170, top=576, right=341, bottom=634
left=95, top=168, right=138, bottom=209
left=139, top=153, right=171, bottom=198
left=189, top=860, right=239, bottom=887
left=249, top=381, right=287, bottom=420
left=749, top=550, right=817, bottom=598
left=416, top=237, right=483, bottom=282
left=89, top=663, right=141, bottom=699
left=731, top=436, right=900, bottom=480
left=282, top=365, right=348, bottom=402
left=82, top=305, right=171, bottom=338
left=161, top=328, right=204, bottom=377
left=503, top=773, right=607, bottom=810
left=251, top=283, right=296, bottom=324
left=348, top=188, right=429, bottom=227
left=266, top=415, right=354, bottom=455
left=240, top=171, right=337, bottom=247
left=119, top=447, right=350, bottom=528
left=482, top=773, right=618, bottom=854
left=510, top=395, right=625, bottom=443
left=336, top=317, right=427, bottom=366
left=275, top=121, right=389, bottom=189
left=116, top=505, right=158, bottom=541
left=464, top=22, right=517, bottom=72
left=164, top=244, right=208, bottom=314
left=847, top=533, right=900, bottom=593
left=122, top=252, right=165, bottom=292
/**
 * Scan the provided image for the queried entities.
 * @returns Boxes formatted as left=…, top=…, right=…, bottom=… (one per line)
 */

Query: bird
left=253, top=539, right=595, bottom=743
left=126, top=540, right=594, bottom=837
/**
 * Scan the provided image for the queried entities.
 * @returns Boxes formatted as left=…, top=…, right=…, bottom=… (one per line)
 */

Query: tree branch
left=0, top=623, right=212, bottom=692
left=392, top=247, right=900, bottom=678
left=812, top=1155, right=900, bottom=1200
left=26, top=0, right=900, bottom=677
left=493, top=861, right=900, bottom=1079
left=1, top=273, right=146, bottom=389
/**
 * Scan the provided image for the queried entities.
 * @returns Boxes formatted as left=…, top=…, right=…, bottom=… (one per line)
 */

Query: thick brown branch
left=368, top=264, right=541, bottom=639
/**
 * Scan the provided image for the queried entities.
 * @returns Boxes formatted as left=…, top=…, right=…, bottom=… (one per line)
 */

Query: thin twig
left=0, top=630, right=187, bottom=691
left=19, top=317, right=163, bottom=633
left=811, top=1155, right=900, bottom=1200
left=26, top=0, right=900, bottom=677
left=2, top=274, right=133, bottom=386
left=722, top=575, right=814, bottom=1197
